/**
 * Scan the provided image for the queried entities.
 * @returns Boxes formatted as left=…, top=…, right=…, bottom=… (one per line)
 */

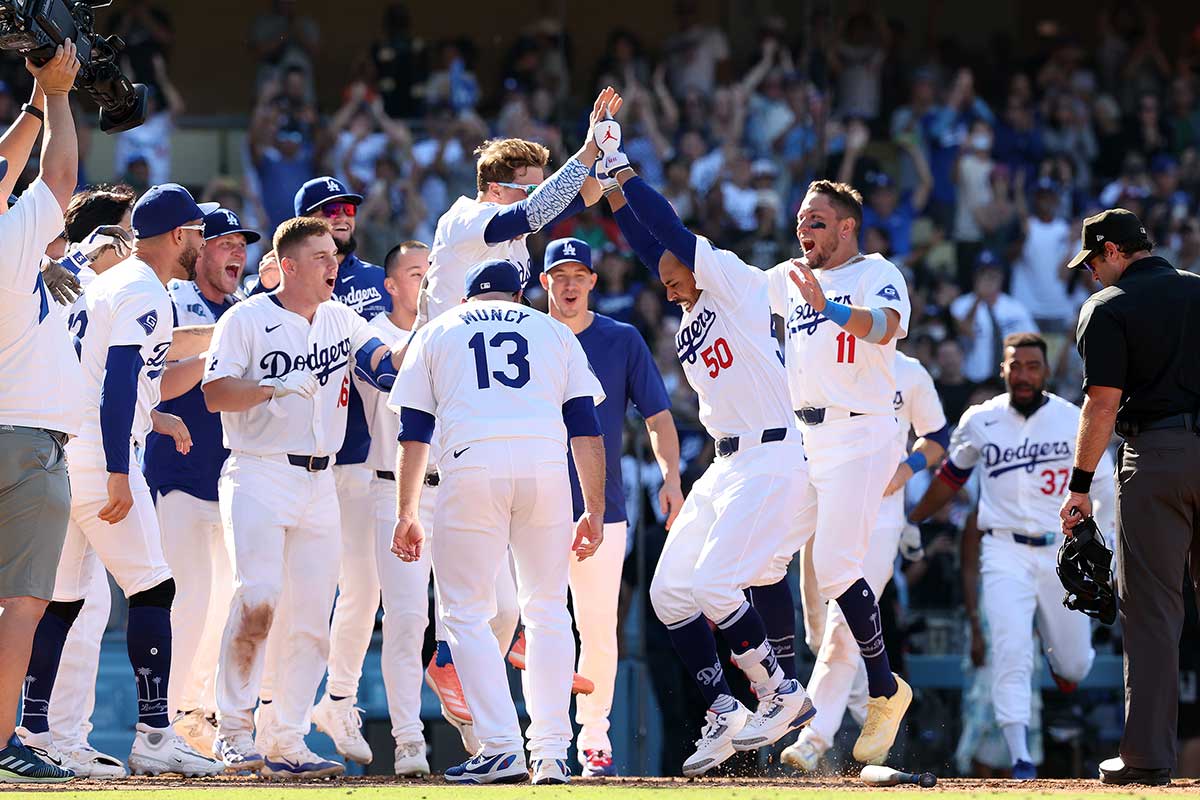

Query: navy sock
left=715, top=601, right=768, bottom=655
left=21, top=606, right=78, bottom=734
left=435, top=640, right=454, bottom=667
left=749, top=580, right=797, bottom=680
left=127, top=606, right=172, bottom=728
left=664, top=614, right=734, bottom=707
left=835, top=578, right=898, bottom=697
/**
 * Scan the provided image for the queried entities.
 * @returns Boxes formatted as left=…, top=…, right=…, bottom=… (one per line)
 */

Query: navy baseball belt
left=287, top=454, right=330, bottom=471
left=715, top=428, right=788, bottom=458
left=375, top=469, right=440, bottom=487
left=986, top=529, right=1056, bottom=547
left=795, top=407, right=865, bottom=425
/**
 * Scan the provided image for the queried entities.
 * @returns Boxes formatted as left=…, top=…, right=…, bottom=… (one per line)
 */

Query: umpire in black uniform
left=1059, top=208, right=1200, bottom=785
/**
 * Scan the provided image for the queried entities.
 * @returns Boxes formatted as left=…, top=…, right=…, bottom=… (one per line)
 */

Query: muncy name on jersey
left=982, top=437, right=1072, bottom=477
left=260, top=337, right=351, bottom=385
left=787, top=293, right=852, bottom=336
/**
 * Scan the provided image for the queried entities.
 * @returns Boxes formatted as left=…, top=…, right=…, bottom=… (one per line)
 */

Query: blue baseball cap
left=544, top=238, right=593, bottom=273
left=976, top=248, right=1004, bottom=272
left=465, top=260, right=523, bottom=298
left=203, top=207, right=261, bottom=244
left=131, top=183, right=219, bottom=240
left=294, top=176, right=364, bottom=216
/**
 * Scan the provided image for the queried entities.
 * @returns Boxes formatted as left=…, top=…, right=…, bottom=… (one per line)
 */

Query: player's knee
left=127, top=578, right=176, bottom=609
left=1048, top=646, right=1094, bottom=683
left=692, top=582, right=740, bottom=625
left=0, top=595, right=51, bottom=626
left=649, top=573, right=693, bottom=625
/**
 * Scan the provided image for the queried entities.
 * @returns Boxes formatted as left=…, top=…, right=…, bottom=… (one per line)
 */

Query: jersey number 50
left=468, top=331, right=530, bottom=389
left=701, top=338, right=734, bottom=378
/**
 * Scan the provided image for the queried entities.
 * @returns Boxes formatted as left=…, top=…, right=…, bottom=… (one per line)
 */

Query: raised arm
left=28, top=40, right=81, bottom=210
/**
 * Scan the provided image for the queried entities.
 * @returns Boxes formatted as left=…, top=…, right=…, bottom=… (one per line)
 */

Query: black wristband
left=1068, top=467, right=1094, bottom=494
left=21, top=103, right=44, bottom=123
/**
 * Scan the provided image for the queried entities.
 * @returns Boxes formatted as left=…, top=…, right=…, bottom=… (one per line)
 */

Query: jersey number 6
left=701, top=338, right=734, bottom=378
left=468, top=331, right=530, bottom=389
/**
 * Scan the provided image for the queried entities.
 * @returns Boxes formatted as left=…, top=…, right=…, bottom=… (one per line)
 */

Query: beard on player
left=178, top=243, right=200, bottom=281
left=335, top=233, right=357, bottom=257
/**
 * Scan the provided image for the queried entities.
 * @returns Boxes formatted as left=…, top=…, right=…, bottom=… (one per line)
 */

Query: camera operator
left=1060, top=209, right=1200, bottom=786
left=0, top=41, right=82, bottom=783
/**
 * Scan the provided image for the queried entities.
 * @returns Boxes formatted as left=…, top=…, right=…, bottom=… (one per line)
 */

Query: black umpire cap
left=1067, top=209, right=1149, bottom=270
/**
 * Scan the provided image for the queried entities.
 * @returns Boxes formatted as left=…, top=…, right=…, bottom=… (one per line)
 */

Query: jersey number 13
left=468, top=331, right=530, bottom=389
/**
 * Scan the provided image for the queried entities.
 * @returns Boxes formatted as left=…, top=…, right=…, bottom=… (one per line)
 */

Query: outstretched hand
left=788, top=259, right=827, bottom=312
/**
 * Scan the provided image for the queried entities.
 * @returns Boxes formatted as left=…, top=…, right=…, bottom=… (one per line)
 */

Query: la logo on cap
left=326, top=178, right=340, bottom=192
left=223, top=210, right=237, bottom=225
left=563, top=242, right=576, bottom=256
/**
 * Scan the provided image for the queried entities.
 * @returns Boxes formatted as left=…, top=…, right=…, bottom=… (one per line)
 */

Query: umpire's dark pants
left=1115, top=428, right=1200, bottom=771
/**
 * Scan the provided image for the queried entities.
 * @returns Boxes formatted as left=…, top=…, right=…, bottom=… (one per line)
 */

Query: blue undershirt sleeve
left=398, top=407, right=436, bottom=444
left=562, top=395, right=601, bottom=437
left=100, top=344, right=143, bottom=474
left=613, top=206, right=666, bottom=276
left=620, top=176, right=698, bottom=270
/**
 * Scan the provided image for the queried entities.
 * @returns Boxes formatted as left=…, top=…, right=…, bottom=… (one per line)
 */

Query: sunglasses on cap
left=495, top=181, right=539, bottom=196
left=319, top=202, right=358, bottom=218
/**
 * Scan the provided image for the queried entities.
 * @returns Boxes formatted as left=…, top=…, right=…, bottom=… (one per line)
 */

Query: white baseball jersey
left=420, top=196, right=532, bottom=325
left=0, top=178, right=83, bottom=435
left=892, top=352, right=947, bottom=450
left=358, top=313, right=408, bottom=472
left=947, top=392, right=1116, bottom=535
left=203, top=294, right=382, bottom=457
left=389, top=299, right=603, bottom=452
left=73, top=257, right=174, bottom=446
left=677, top=239, right=794, bottom=440
left=768, top=253, right=911, bottom=415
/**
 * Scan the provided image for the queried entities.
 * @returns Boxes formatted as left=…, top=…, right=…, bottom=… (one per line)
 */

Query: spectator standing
left=113, top=55, right=182, bottom=187
left=663, top=0, right=730, bottom=97
left=953, top=119, right=997, bottom=287
left=950, top=251, right=1037, bottom=383
left=1009, top=178, right=1075, bottom=335
left=327, top=84, right=413, bottom=195
left=111, top=0, right=173, bottom=93
left=829, top=8, right=890, bottom=125
left=933, top=338, right=977, bottom=425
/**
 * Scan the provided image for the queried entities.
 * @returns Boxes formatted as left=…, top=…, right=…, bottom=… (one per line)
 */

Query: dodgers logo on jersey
left=676, top=307, right=717, bottom=365
left=787, top=293, right=851, bottom=336
left=877, top=284, right=900, bottom=302
left=982, top=438, right=1072, bottom=477
left=260, top=337, right=352, bottom=385
left=136, top=310, right=158, bottom=335
left=338, top=285, right=384, bottom=313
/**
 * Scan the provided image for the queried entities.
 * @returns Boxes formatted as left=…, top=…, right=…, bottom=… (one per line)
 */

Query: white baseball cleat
left=732, top=679, right=816, bottom=751
left=213, top=731, right=264, bottom=772
left=13, top=728, right=73, bottom=777
left=128, top=723, right=224, bottom=777
left=531, top=758, right=571, bottom=785
left=57, top=745, right=126, bottom=780
left=260, top=746, right=345, bottom=780
left=444, top=751, right=528, bottom=784
left=312, top=695, right=372, bottom=765
left=780, top=734, right=825, bottom=773
left=393, top=741, right=429, bottom=777
left=174, top=709, right=217, bottom=758
left=681, top=696, right=750, bottom=777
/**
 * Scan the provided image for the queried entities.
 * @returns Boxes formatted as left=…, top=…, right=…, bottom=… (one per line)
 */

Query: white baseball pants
left=981, top=534, right=1094, bottom=727
left=214, top=454, right=341, bottom=751
left=798, top=490, right=904, bottom=749
left=326, top=464, right=380, bottom=700
left=47, top=549, right=109, bottom=751
left=432, top=438, right=575, bottom=761
left=157, top=489, right=233, bottom=717
left=650, top=439, right=816, bottom=627
left=568, top=520, right=626, bottom=753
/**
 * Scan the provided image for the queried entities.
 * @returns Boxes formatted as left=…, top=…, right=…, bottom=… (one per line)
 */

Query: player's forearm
left=159, top=356, right=206, bottom=402
left=907, top=473, right=957, bottom=523
left=395, top=439, right=430, bottom=519
left=906, top=438, right=946, bottom=475
left=0, top=87, right=43, bottom=204
left=645, top=410, right=682, bottom=486
left=202, top=377, right=273, bottom=412
left=41, top=93, right=78, bottom=210
left=570, top=434, right=606, bottom=518
left=1072, top=389, right=1119, bottom=475
left=821, top=303, right=900, bottom=345
left=616, top=174, right=697, bottom=269
left=167, top=325, right=215, bottom=360
left=483, top=158, right=591, bottom=243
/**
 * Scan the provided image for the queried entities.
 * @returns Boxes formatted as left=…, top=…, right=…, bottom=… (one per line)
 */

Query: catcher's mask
left=1056, top=515, right=1117, bottom=625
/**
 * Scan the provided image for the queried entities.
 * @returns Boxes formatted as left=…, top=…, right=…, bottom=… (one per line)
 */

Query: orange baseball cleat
left=506, top=630, right=595, bottom=695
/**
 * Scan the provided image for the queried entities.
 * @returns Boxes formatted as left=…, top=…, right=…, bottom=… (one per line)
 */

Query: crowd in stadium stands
left=2, top=0, right=1196, bottom=777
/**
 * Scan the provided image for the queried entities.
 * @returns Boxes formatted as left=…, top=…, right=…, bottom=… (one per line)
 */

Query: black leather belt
left=1115, top=412, right=1198, bottom=438
left=795, top=407, right=864, bottom=425
left=715, top=428, right=787, bottom=458
left=288, top=454, right=330, bottom=471
left=987, top=530, right=1056, bottom=547
left=374, top=470, right=440, bottom=487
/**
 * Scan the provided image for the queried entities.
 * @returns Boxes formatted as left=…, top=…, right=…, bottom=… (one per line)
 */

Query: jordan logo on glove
left=594, top=119, right=629, bottom=180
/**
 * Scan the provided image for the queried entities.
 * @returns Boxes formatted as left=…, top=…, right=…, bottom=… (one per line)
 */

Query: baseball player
left=19, top=184, right=223, bottom=777
left=765, top=179, right=915, bottom=765
left=535, top=237, right=682, bottom=776
left=390, top=260, right=607, bottom=785
left=598, top=148, right=820, bottom=776
left=202, top=216, right=401, bottom=779
left=908, top=332, right=1115, bottom=779
left=143, top=208, right=260, bottom=758
left=354, top=240, right=433, bottom=776
left=412, top=88, right=620, bottom=730
left=43, top=189, right=135, bottom=780
left=293, top=176, right=388, bottom=765
left=783, top=350, right=949, bottom=771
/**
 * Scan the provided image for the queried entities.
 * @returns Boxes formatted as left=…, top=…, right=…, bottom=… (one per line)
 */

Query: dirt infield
left=3, top=775, right=1196, bottom=794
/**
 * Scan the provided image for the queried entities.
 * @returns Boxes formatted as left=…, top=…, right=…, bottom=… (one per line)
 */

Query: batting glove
left=260, top=371, right=319, bottom=400
left=594, top=118, right=629, bottom=180
left=899, top=522, right=924, bottom=562
left=40, top=258, right=81, bottom=306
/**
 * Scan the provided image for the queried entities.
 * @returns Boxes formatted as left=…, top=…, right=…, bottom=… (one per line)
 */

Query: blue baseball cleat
left=444, top=751, right=528, bottom=784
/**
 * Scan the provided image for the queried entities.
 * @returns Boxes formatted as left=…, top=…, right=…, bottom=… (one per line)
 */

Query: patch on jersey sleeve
left=876, top=284, right=901, bottom=302
left=136, top=310, right=158, bottom=335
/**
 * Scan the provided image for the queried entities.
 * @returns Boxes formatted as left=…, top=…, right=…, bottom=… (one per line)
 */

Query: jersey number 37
left=468, top=331, right=530, bottom=389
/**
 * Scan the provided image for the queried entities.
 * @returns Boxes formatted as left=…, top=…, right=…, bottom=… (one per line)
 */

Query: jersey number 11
left=836, top=331, right=856, bottom=364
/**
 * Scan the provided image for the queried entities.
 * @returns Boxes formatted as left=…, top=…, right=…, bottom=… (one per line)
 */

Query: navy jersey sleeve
left=624, top=325, right=670, bottom=419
